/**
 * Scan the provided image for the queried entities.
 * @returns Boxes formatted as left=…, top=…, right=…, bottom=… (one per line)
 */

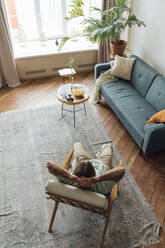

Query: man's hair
left=73, top=161, right=96, bottom=178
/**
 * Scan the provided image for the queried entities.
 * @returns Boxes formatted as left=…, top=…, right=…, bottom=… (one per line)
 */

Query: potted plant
left=59, top=0, right=145, bottom=58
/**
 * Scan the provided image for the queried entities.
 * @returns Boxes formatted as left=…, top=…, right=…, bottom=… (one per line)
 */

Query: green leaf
left=58, top=35, right=81, bottom=52
left=58, top=37, right=70, bottom=52
left=69, top=0, right=84, bottom=8
left=66, top=0, right=84, bottom=20
left=66, top=57, right=75, bottom=69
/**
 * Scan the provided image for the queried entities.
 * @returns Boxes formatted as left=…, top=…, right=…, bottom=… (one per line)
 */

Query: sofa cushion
left=145, top=76, right=165, bottom=111
left=101, top=80, right=157, bottom=147
left=130, top=55, right=159, bottom=97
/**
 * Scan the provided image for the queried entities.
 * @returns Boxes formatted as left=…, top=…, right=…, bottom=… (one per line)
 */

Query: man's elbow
left=47, top=162, right=51, bottom=169
left=47, top=162, right=54, bottom=175
left=118, top=168, right=125, bottom=181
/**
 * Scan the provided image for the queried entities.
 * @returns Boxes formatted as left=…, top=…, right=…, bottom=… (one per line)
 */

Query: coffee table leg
left=62, top=76, right=65, bottom=84
left=83, top=102, right=87, bottom=115
left=73, top=105, right=75, bottom=128
left=61, top=103, right=64, bottom=117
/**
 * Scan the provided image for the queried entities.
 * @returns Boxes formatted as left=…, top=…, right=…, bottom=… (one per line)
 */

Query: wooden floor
left=0, top=71, right=165, bottom=246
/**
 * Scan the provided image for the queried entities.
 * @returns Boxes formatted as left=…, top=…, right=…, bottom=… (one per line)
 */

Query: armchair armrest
left=94, top=62, right=111, bottom=83
left=63, top=147, right=74, bottom=170
left=143, top=123, right=165, bottom=154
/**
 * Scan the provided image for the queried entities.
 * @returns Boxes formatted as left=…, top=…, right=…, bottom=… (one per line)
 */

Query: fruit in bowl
left=72, top=88, right=85, bottom=97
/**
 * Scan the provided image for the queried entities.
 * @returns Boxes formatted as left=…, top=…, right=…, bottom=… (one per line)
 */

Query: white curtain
left=97, top=0, right=115, bottom=63
left=0, top=0, right=21, bottom=88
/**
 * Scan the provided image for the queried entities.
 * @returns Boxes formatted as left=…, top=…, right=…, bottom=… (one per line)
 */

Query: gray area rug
left=0, top=103, right=160, bottom=248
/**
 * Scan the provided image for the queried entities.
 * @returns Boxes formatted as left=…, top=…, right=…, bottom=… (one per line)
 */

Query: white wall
left=16, top=49, right=97, bottom=80
left=128, top=0, right=165, bottom=76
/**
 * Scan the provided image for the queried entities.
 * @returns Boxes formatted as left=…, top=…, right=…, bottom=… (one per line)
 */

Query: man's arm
left=47, top=161, right=125, bottom=189
left=47, top=162, right=78, bottom=183
left=76, top=167, right=125, bottom=188
left=92, top=167, right=125, bottom=183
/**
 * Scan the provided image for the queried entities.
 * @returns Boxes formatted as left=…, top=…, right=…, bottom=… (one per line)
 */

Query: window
left=6, top=0, right=67, bottom=42
left=5, top=0, right=102, bottom=56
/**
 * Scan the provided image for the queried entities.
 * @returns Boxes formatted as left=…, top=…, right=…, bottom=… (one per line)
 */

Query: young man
left=47, top=143, right=125, bottom=195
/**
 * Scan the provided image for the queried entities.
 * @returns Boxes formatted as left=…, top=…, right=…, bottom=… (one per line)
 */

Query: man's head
left=73, top=161, right=96, bottom=178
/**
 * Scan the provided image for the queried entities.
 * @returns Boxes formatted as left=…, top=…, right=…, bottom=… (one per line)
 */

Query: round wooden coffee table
left=57, top=84, right=89, bottom=128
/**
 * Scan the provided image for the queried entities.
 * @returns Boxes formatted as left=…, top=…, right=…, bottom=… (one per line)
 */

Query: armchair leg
left=48, top=200, right=59, bottom=232
left=99, top=216, right=110, bottom=248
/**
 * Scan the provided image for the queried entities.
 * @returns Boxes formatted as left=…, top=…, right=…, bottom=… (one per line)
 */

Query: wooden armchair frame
left=46, top=148, right=124, bottom=248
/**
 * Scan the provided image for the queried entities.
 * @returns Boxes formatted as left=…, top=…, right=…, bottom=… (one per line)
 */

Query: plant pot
left=110, top=40, right=127, bottom=59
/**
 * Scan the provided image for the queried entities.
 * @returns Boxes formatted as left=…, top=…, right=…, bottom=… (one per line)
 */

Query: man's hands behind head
left=75, top=177, right=94, bottom=188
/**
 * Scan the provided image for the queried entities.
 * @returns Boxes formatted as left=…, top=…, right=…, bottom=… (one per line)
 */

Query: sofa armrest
left=94, top=62, right=111, bottom=83
left=142, top=123, right=165, bottom=154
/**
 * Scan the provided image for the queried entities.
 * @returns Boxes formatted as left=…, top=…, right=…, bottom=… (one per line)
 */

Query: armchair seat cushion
left=45, top=180, right=108, bottom=210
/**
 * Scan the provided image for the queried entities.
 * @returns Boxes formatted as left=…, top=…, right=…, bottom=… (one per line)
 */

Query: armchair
left=45, top=148, right=124, bottom=248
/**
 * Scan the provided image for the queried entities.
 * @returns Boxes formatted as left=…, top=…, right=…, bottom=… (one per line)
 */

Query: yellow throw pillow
left=110, top=55, right=136, bottom=80
left=147, top=109, right=165, bottom=124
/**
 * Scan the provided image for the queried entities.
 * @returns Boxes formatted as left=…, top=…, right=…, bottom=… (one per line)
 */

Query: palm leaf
left=90, top=7, right=102, bottom=12
left=69, top=0, right=84, bottom=8
left=126, top=14, right=145, bottom=28
left=66, top=0, right=84, bottom=20
left=58, top=35, right=81, bottom=52
left=58, top=37, right=70, bottom=52
left=66, top=57, right=75, bottom=69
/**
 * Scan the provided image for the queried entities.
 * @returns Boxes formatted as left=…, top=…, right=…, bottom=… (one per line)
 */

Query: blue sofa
left=94, top=55, right=165, bottom=154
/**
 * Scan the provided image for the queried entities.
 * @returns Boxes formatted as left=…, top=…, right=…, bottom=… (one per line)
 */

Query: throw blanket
left=93, top=68, right=118, bottom=104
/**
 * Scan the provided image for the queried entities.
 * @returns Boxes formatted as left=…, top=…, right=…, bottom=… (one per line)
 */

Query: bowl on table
left=72, top=88, right=85, bottom=98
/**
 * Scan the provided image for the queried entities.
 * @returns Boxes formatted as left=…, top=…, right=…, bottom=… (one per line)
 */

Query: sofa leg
left=139, top=148, right=165, bottom=165
left=139, top=149, right=151, bottom=160
left=139, top=148, right=144, bottom=156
